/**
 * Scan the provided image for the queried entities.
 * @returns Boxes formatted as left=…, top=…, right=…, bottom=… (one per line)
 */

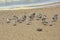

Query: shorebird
left=36, top=13, right=42, bottom=20
left=52, top=14, right=58, bottom=22
left=6, top=18, right=11, bottom=23
left=12, top=20, right=16, bottom=26
left=26, top=19, right=31, bottom=25
left=17, top=15, right=26, bottom=23
left=17, top=19, right=22, bottom=23
left=42, top=15, right=47, bottom=21
left=41, top=15, right=48, bottom=25
left=29, top=13, right=35, bottom=21
left=12, top=15, right=25, bottom=23
left=12, top=15, right=19, bottom=20
left=42, top=21, right=48, bottom=25
left=21, top=15, right=26, bottom=21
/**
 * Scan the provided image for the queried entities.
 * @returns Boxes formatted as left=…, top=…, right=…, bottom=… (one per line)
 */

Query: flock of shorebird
left=3, top=13, right=58, bottom=26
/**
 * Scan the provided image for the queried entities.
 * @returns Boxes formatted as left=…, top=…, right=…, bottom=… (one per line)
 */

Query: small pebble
left=49, top=24, right=53, bottom=26
left=37, top=28, right=42, bottom=32
left=13, top=23, right=16, bottom=26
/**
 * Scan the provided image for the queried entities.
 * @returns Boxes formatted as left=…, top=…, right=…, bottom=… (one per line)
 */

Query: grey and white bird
left=6, top=18, right=11, bottom=23
left=36, top=13, right=42, bottom=20
left=52, top=14, right=58, bottom=22
left=29, top=13, right=35, bottom=21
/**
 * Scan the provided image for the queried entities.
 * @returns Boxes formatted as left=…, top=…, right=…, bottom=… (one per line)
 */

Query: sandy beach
left=0, top=6, right=60, bottom=40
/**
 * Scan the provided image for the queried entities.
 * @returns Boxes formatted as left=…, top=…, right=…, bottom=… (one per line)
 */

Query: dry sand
left=0, top=6, right=60, bottom=40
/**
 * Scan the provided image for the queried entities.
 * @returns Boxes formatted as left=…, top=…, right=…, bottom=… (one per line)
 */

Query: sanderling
left=17, top=19, right=23, bottom=23
left=29, top=13, right=35, bottom=21
left=36, top=13, right=42, bottom=20
left=12, top=20, right=16, bottom=26
left=17, top=15, right=26, bottom=23
left=41, top=15, right=48, bottom=25
left=6, top=18, right=11, bottom=23
left=42, top=15, right=47, bottom=21
left=26, top=19, right=31, bottom=25
left=42, top=21, right=48, bottom=25
left=52, top=14, right=58, bottom=22
left=12, top=15, right=19, bottom=20
left=21, top=15, right=26, bottom=21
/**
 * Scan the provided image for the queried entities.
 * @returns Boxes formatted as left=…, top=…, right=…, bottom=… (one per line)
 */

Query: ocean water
left=0, top=0, right=60, bottom=7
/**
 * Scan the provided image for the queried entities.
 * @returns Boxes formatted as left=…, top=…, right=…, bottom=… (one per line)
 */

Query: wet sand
left=0, top=6, right=60, bottom=40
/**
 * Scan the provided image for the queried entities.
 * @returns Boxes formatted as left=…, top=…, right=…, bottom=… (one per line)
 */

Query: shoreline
left=0, top=1, right=60, bottom=10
